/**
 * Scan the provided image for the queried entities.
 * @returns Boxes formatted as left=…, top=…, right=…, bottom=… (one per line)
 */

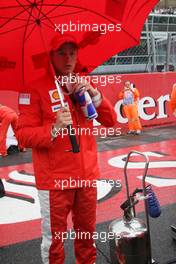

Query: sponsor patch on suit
left=19, top=93, right=30, bottom=105
left=51, top=102, right=69, bottom=112
left=49, top=89, right=64, bottom=103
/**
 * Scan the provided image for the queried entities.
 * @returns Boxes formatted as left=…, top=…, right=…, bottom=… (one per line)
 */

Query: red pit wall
left=0, top=72, right=175, bottom=132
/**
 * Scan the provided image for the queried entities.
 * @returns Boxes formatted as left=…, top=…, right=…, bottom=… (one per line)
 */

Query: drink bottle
left=75, top=88, right=98, bottom=120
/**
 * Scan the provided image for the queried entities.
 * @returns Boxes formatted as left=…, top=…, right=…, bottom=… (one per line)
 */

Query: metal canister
left=109, top=151, right=154, bottom=264
left=109, top=216, right=149, bottom=264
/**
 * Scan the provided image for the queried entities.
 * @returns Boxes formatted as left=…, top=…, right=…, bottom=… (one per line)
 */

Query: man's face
left=51, top=43, right=78, bottom=76
left=124, top=81, right=131, bottom=89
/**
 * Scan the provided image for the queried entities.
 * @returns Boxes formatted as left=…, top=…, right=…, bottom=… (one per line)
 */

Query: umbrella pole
left=54, top=77, right=80, bottom=153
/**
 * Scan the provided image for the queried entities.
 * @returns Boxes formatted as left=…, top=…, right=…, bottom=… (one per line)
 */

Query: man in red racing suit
left=16, top=35, right=117, bottom=264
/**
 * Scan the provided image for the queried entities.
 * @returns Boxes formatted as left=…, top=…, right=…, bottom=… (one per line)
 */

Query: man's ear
left=50, top=50, right=54, bottom=58
left=49, top=50, right=58, bottom=74
left=50, top=50, right=54, bottom=65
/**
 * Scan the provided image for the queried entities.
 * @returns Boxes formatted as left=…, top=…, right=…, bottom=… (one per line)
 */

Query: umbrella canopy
left=0, top=0, right=159, bottom=91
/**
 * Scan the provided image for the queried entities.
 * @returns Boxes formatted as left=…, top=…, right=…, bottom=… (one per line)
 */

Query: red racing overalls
left=16, top=74, right=117, bottom=264
left=0, top=105, right=18, bottom=156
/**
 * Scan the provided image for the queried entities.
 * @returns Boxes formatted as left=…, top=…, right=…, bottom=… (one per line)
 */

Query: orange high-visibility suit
left=0, top=105, right=18, bottom=156
left=119, top=87, right=142, bottom=132
left=170, top=83, right=176, bottom=113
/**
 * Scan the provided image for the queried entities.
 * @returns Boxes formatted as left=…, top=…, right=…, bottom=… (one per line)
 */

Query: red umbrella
left=0, top=0, right=159, bottom=91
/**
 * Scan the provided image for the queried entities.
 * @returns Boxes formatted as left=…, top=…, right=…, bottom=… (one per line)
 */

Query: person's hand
left=54, top=107, right=73, bottom=130
left=72, top=76, right=99, bottom=97
left=124, top=87, right=133, bottom=93
left=124, top=86, right=130, bottom=91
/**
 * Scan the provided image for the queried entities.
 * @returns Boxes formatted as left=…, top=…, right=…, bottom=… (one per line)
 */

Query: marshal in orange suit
left=119, top=81, right=142, bottom=135
left=170, top=83, right=176, bottom=116
left=0, top=105, right=18, bottom=156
